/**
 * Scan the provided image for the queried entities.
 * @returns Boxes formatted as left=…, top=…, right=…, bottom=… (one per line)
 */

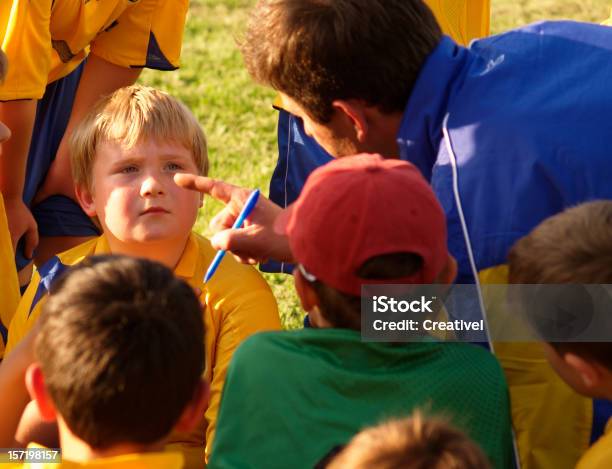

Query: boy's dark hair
left=241, top=0, right=442, bottom=123
left=508, top=200, right=612, bottom=370
left=310, top=252, right=423, bottom=330
left=36, top=255, right=205, bottom=448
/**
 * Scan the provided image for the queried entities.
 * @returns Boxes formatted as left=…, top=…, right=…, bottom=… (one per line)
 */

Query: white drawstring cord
left=442, top=113, right=522, bottom=469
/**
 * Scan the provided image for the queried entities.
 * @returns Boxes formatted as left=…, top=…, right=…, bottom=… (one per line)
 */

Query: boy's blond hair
left=70, top=85, right=208, bottom=190
left=327, top=413, right=490, bottom=469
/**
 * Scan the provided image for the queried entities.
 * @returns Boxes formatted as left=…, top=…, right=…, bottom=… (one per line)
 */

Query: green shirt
left=209, top=328, right=513, bottom=469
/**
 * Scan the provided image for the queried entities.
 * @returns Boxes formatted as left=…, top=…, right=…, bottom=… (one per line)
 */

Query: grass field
left=140, top=0, right=611, bottom=329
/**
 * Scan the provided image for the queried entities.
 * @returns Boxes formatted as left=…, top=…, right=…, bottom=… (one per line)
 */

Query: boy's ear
left=293, top=267, right=320, bottom=313
left=174, top=380, right=209, bottom=433
left=74, top=184, right=96, bottom=217
left=332, top=100, right=369, bottom=143
left=436, top=255, right=458, bottom=284
left=564, top=353, right=603, bottom=389
left=25, top=363, right=57, bottom=422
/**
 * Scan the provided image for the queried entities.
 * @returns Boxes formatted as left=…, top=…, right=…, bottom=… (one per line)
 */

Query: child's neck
left=58, top=419, right=165, bottom=462
left=105, top=232, right=190, bottom=270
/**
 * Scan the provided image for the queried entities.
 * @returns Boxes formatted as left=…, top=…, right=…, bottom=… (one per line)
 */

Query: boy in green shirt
left=209, top=155, right=513, bottom=469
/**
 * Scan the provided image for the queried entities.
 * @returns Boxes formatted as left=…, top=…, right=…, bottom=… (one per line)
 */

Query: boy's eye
left=165, top=162, right=183, bottom=171
left=120, top=165, right=138, bottom=174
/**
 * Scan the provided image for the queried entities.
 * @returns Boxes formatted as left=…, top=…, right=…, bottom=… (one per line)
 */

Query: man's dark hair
left=311, top=252, right=423, bottom=330
left=241, top=0, right=442, bottom=123
left=36, top=255, right=205, bottom=448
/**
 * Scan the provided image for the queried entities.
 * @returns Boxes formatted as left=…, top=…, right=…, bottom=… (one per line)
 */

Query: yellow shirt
left=6, top=233, right=281, bottom=468
left=577, top=419, right=612, bottom=469
left=0, top=193, right=20, bottom=357
left=4, top=444, right=184, bottom=468
left=0, top=0, right=188, bottom=100
left=426, top=0, right=490, bottom=45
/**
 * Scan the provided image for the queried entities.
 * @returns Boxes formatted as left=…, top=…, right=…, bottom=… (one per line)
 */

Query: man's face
left=80, top=139, right=202, bottom=245
left=279, top=94, right=360, bottom=158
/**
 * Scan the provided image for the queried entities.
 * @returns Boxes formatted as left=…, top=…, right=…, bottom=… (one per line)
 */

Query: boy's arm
left=204, top=265, right=281, bottom=458
left=0, top=101, right=39, bottom=259
left=0, top=326, right=38, bottom=447
left=33, top=54, right=142, bottom=203
left=0, top=0, right=54, bottom=257
left=0, top=194, right=22, bottom=340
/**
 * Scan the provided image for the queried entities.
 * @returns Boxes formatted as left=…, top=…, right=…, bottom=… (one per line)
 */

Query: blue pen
left=204, top=189, right=261, bottom=283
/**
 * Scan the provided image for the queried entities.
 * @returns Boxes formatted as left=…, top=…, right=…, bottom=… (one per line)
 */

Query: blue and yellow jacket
left=397, top=21, right=612, bottom=469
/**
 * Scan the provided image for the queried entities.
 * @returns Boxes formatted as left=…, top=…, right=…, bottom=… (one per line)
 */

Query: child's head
left=71, top=85, right=208, bottom=247
left=508, top=200, right=612, bottom=398
left=327, top=413, right=491, bottom=469
left=241, top=0, right=441, bottom=157
left=26, top=255, right=207, bottom=452
left=275, top=154, right=455, bottom=329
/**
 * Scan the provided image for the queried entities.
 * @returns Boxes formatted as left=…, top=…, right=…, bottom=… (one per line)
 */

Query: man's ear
left=25, top=363, right=57, bottom=422
left=74, top=184, right=96, bottom=217
left=564, top=353, right=603, bottom=389
left=332, top=100, right=369, bottom=142
left=174, top=380, right=209, bottom=433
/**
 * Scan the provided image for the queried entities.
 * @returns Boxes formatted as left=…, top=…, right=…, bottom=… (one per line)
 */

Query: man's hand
left=4, top=196, right=38, bottom=259
left=174, top=173, right=294, bottom=264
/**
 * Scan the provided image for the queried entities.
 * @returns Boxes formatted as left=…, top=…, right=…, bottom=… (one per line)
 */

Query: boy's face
left=78, top=139, right=202, bottom=245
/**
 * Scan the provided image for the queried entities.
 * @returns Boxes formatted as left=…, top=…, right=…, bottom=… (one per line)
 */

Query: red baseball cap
left=275, top=154, right=448, bottom=296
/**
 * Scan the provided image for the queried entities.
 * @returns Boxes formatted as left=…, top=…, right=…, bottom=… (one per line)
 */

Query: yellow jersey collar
left=92, top=234, right=199, bottom=280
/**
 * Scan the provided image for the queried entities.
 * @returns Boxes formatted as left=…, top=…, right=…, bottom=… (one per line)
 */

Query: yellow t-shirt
left=4, top=444, right=184, bottom=468
left=0, top=193, right=20, bottom=357
left=6, top=233, right=281, bottom=468
left=0, top=0, right=188, bottom=100
left=426, top=0, right=490, bottom=45
left=577, top=419, right=612, bottom=469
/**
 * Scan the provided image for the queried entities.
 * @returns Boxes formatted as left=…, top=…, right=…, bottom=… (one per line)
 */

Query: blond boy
left=328, top=413, right=491, bottom=469
left=2, top=85, right=280, bottom=467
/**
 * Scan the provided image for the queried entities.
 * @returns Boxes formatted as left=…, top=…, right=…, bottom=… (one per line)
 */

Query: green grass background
left=140, top=0, right=611, bottom=329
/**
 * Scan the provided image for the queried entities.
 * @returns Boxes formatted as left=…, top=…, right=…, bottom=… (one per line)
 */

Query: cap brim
left=273, top=204, right=296, bottom=236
